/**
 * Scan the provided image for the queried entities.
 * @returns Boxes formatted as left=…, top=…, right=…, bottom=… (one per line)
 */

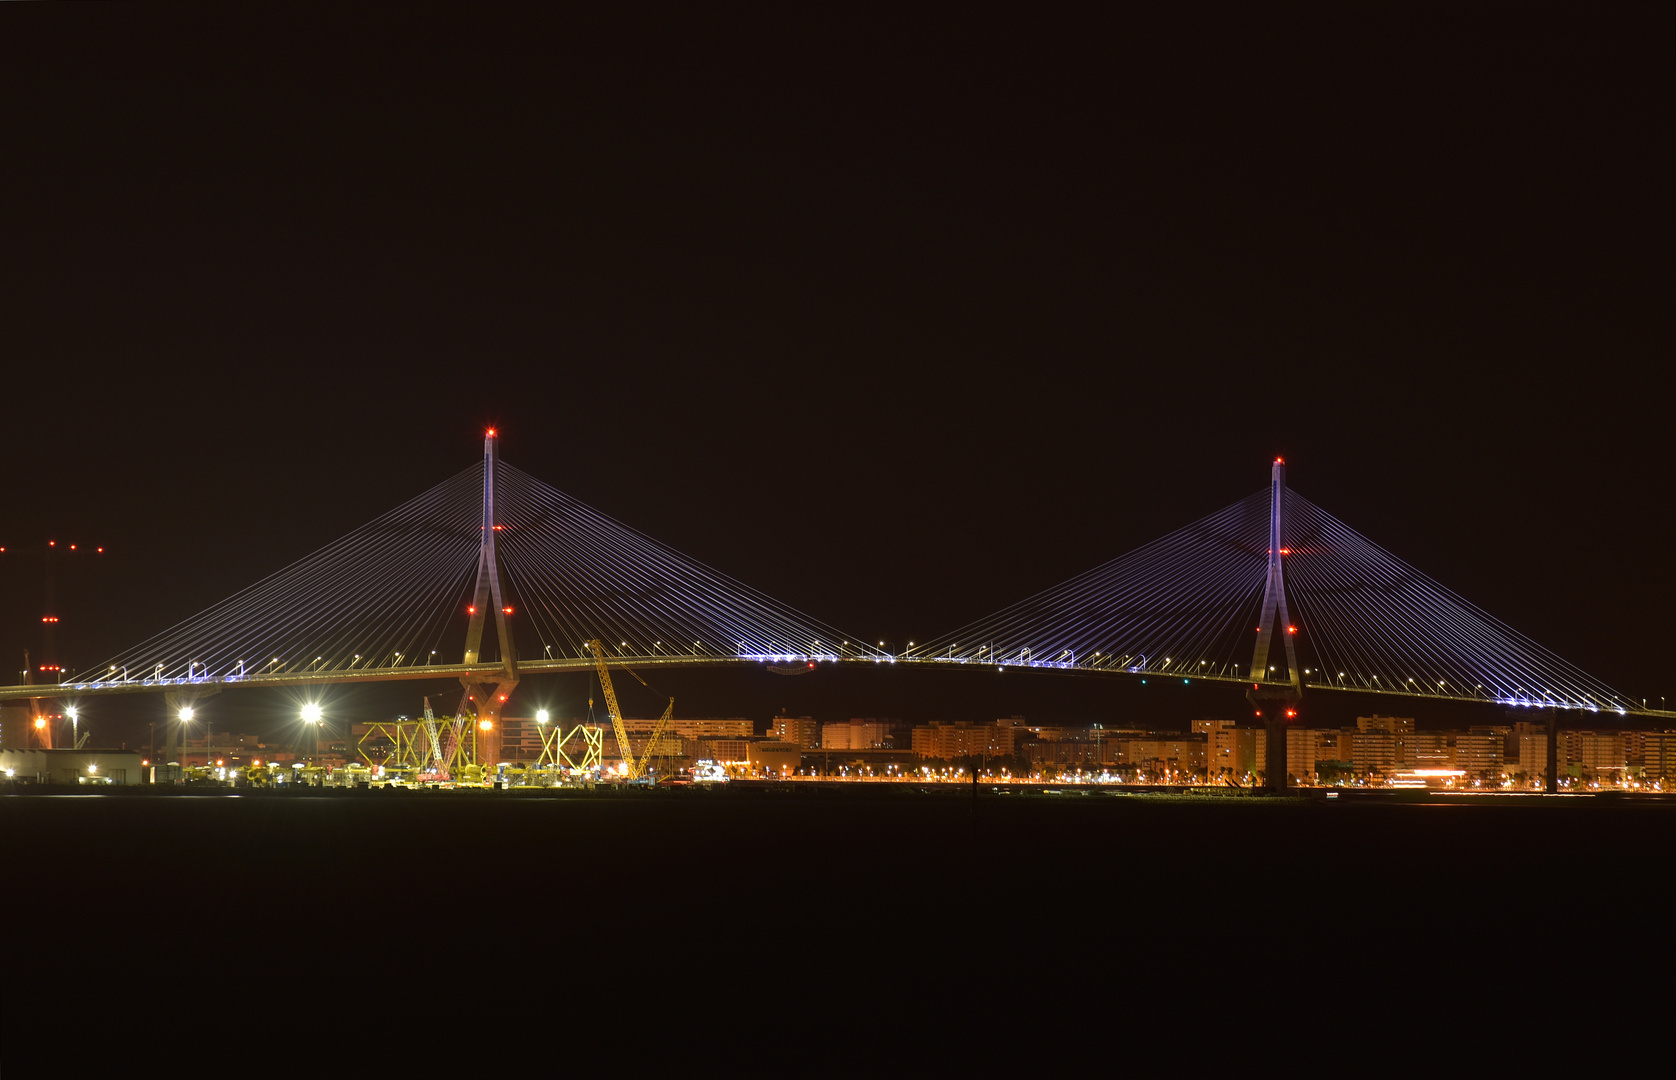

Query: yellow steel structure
left=356, top=717, right=428, bottom=770
left=536, top=723, right=605, bottom=773
left=586, top=638, right=674, bottom=780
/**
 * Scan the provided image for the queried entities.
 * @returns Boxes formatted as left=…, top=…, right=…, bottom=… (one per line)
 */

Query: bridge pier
left=1248, top=685, right=1301, bottom=792
left=460, top=676, right=519, bottom=764
left=1264, top=714, right=1286, bottom=792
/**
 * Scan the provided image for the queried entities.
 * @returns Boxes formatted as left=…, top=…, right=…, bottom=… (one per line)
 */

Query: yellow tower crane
left=587, top=639, right=674, bottom=780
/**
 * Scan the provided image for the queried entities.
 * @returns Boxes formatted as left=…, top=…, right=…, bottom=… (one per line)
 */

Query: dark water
left=7, top=787, right=1664, bottom=1065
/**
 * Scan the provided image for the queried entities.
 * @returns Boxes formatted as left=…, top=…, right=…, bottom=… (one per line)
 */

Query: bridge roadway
left=0, top=654, right=1667, bottom=718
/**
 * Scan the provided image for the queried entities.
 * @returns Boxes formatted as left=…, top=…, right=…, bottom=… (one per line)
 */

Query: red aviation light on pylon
left=1274, top=457, right=1284, bottom=465
left=1287, top=626, right=1297, bottom=635
left=502, top=607, right=513, bottom=615
left=467, top=605, right=477, bottom=615
left=486, top=427, right=497, bottom=437
left=1279, top=548, right=1291, bottom=556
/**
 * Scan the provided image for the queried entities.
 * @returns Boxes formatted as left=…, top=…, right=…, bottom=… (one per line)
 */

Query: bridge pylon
left=460, top=428, right=519, bottom=736
left=1246, top=458, right=1303, bottom=792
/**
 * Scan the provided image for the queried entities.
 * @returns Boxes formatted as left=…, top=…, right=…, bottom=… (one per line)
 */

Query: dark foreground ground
left=6, top=786, right=1669, bottom=1068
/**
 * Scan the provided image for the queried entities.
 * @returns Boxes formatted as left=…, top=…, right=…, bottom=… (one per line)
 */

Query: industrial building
left=1, top=748, right=144, bottom=785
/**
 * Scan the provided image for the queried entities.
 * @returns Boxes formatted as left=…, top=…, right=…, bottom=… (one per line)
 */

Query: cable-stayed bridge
left=915, top=460, right=1640, bottom=718
left=1, top=432, right=874, bottom=732
left=1, top=438, right=1655, bottom=737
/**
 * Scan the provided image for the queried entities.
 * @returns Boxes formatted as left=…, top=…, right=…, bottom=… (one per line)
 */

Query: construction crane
left=421, top=696, right=447, bottom=779
left=586, top=639, right=674, bottom=780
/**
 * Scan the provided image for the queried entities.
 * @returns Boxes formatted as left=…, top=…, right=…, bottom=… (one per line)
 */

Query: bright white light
left=178, top=707, right=194, bottom=722
left=66, top=706, right=78, bottom=720
left=536, top=709, right=549, bottom=724
left=301, top=703, right=323, bottom=724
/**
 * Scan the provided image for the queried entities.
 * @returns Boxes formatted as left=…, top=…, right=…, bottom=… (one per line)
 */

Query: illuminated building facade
left=1115, top=734, right=1207, bottom=773
left=1634, top=732, right=1676, bottom=779
left=1453, top=731, right=1505, bottom=777
left=698, top=737, right=752, bottom=763
left=1, top=748, right=144, bottom=785
left=771, top=716, right=820, bottom=748
left=1563, top=730, right=1626, bottom=778
left=1515, top=723, right=1549, bottom=781
left=910, top=721, right=1018, bottom=759
left=1018, top=737, right=1097, bottom=765
left=821, top=719, right=902, bottom=750
left=1193, top=719, right=1252, bottom=777
left=747, top=741, right=801, bottom=775
left=1352, top=716, right=1416, bottom=775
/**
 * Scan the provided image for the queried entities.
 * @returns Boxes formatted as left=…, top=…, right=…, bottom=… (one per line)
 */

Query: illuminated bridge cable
left=1279, top=491, right=1628, bottom=712
left=918, top=485, right=1634, bottom=713
left=75, top=458, right=869, bottom=686
left=491, top=462, right=856, bottom=662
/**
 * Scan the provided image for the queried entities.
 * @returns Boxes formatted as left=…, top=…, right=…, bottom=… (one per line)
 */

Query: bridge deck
left=2, top=656, right=1668, bottom=718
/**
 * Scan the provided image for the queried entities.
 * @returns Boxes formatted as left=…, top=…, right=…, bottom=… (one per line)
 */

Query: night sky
left=2, top=7, right=1670, bottom=741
